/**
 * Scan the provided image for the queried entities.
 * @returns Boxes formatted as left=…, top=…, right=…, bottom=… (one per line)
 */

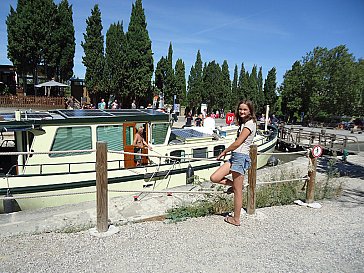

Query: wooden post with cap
left=96, top=141, right=108, bottom=232
left=306, top=155, right=317, bottom=203
left=247, top=144, right=257, bottom=215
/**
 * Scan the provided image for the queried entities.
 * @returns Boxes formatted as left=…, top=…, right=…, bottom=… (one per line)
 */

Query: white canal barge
left=0, top=109, right=277, bottom=212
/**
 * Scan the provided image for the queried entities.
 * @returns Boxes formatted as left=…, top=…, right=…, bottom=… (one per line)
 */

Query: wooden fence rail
left=0, top=96, right=64, bottom=109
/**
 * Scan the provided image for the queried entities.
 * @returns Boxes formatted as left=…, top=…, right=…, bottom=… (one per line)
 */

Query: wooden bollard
left=96, top=141, right=108, bottom=232
left=247, top=144, right=257, bottom=215
left=306, top=157, right=317, bottom=203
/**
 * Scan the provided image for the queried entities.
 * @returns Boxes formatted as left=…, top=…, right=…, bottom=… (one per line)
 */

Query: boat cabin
left=0, top=109, right=171, bottom=176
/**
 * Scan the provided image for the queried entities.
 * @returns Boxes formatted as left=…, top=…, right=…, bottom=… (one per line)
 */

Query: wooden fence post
left=96, top=141, right=108, bottom=232
left=306, top=157, right=317, bottom=203
left=247, top=144, right=257, bottom=215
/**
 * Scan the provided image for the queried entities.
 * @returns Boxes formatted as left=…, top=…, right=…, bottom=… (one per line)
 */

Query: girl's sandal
left=224, top=216, right=240, bottom=226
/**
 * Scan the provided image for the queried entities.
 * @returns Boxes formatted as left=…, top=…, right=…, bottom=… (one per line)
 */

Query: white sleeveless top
left=233, top=119, right=256, bottom=154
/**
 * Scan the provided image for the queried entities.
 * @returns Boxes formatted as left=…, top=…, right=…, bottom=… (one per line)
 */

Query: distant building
left=0, top=65, right=17, bottom=95
left=70, top=78, right=89, bottom=105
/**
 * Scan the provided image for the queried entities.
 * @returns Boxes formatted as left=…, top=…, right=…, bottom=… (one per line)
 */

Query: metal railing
left=0, top=95, right=64, bottom=108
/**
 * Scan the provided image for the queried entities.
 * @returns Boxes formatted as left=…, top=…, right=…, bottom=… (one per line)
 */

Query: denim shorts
left=229, top=152, right=251, bottom=175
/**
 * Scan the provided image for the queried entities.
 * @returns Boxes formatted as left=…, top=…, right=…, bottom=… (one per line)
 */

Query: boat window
left=97, top=125, right=123, bottom=151
left=125, top=126, right=134, bottom=145
left=50, top=127, right=92, bottom=157
left=170, top=150, right=185, bottom=162
left=193, top=147, right=208, bottom=158
left=151, top=123, right=169, bottom=145
left=214, top=145, right=225, bottom=157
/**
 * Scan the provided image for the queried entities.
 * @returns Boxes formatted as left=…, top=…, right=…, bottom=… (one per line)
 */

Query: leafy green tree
left=221, top=60, right=231, bottom=112
left=322, top=45, right=359, bottom=116
left=7, top=2, right=29, bottom=92
left=280, top=61, right=304, bottom=121
left=104, top=22, right=126, bottom=102
left=187, top=50, right=203, bottom=110
left=174, top=58, right=186, bottom=106
left=356, top=59, right=364, bottom=115
left=81, top=4, right=105, bottom=99
left=7, top=0, right=57, bottom=94
left=125, top=0, right=153, bottom=105
left=56, top=0, right=75, bottom=82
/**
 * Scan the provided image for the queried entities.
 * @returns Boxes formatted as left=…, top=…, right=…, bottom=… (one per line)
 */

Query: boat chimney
left=15, top=110, right=21, bottom=121
left=265, top=105, right=270, bottom=132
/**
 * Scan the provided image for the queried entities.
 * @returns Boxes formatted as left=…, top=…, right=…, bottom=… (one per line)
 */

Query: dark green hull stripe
left=1, top=162, right=220, bottom=195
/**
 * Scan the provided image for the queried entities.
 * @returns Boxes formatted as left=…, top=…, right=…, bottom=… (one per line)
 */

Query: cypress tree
left=104, top=22, right=126, bottom=103
left=221, top=60, right=231, bottom=112
left=81, top=4, right=104, bottom=98
left=174, top=59, right=186, bottom=106
left=257, top=67, right=264, bottom=113
left=231, top=64, right=239, bottom=111
left=187, top=50, right=203, bottom=109
left=263, top=67, right=277, bottom=113
left=125, top=0, right=153, bottom=105
left=154, top=56, right=167, bottom=95
left=203, top=61, right=222, bottom=112
left=164, top=42, right=175, bottom=104
left=248, top=65, right=258, bottom=108
left=237, top=63, right=248, bottom=100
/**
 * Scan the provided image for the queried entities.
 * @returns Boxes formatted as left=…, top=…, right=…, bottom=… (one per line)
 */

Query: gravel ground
left=0, top=190, right=363, bottom=273
left=1, top=107, right=363, bottom=272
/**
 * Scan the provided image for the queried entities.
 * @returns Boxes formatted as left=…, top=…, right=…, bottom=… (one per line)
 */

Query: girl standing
left=210, top=100, right=257, bottom=226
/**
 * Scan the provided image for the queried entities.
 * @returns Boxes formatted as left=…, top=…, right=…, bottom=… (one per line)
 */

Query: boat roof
left=0, top=109, right=170, bottom=132
left=171, top=127, right=213, bottom=141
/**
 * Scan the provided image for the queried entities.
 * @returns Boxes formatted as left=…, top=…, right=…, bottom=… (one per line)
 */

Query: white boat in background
left=0, top=109, right=278, bottom=213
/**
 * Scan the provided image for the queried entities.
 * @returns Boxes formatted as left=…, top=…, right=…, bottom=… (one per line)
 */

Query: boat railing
left=4, top=159, right=126, bottom=177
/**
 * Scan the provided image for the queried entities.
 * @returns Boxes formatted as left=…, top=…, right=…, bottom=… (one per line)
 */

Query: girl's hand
left=217, top=150, right=227, bottom=160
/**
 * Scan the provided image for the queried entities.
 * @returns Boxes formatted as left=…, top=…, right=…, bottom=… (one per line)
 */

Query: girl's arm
left=217, top=127, right=251, bottom=160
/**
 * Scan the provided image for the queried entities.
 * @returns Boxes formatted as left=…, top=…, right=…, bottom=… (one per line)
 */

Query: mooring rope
left=0, top=177, right=307, bottom=201
left=0, top=190, right=97, bottom=200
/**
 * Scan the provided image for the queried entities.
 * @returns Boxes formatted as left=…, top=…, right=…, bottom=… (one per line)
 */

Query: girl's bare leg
left=210, top=162, right=233, bottom=186
left=231, top=171, right=244, bottom=224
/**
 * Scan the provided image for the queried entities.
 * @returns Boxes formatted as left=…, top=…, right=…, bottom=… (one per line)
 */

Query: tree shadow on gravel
left=337, top=188, right=364, bottom=207
left=317, top=157, right=364, bottom=180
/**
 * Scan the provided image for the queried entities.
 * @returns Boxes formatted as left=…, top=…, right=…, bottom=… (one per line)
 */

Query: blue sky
left=1, top=0, right=363, bottom=85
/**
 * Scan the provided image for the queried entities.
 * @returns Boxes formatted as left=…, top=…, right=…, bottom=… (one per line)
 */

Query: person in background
left=202, top=109, right=207, bottom=119
left=195, top=114, right=203, bottom=127
left=271, top=114, right=279, bottom=126
left=111, top=99, right=119, bottom=109
left=98, top=98, right=106, bottom=109
left=184, top=111, right=193, bottom=128
left=210, top=100, right=257, bottom=226
left=133, top=126, right=152, bottom=166
left=66, top=96, right=74, bottom=109
left=131, top=100, right=136, bottom=109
